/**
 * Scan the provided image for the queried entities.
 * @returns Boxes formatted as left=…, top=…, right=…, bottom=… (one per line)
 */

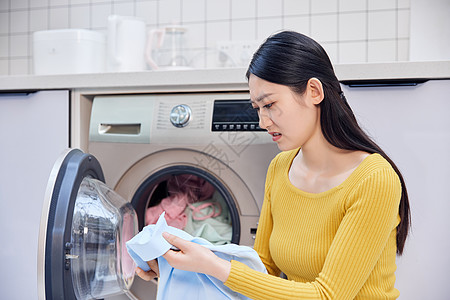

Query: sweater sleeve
left=224, top=167, right=402, bottom=300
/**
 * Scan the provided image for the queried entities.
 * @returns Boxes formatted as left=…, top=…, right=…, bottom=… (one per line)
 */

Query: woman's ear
left=307, top=78, right=324, bottom=105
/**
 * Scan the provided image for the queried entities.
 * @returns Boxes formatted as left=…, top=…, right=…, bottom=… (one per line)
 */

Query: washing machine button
left=170, top=104, right=192, bottom=127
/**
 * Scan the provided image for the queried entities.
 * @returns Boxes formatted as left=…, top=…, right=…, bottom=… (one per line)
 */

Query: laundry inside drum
left=144, top=174, right=232, bottom=245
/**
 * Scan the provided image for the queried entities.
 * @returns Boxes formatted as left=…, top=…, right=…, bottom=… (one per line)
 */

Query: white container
left=107, top=15, right=147, bottom=72
left=33, top=29, right=106, bottom=75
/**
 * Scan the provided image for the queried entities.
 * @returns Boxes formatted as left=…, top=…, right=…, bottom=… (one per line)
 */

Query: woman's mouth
left=269, top=132, right=282, bottom=142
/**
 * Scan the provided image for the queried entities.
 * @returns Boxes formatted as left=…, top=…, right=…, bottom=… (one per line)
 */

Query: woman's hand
left=135, top=259, right=159, bottom=281
left=162, top=232, right=231, bottom=282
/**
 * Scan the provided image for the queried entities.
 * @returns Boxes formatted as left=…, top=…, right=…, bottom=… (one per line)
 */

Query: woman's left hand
left=162, top=232, right=231, bottom=282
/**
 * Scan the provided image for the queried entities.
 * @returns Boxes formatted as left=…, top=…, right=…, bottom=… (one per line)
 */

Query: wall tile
left=231, top=19, right=255, bottom=40
left=91, top=3, right=113, bottom=29
left=30, top=0, right=49, bottom=9
left=49, top=7, right=69, bottom=29
left=91, top=0, right=112, bottom=4
left=398, top=0, right=410, bottom=9
left=284, top=15, right=310, bottom=35
left=397, top=9, right=410, bottom=38
left=49, top=0, right=69, bottom=6
left=136, top=1, right=158, bottom=26
left=368, top=10, right=396, bottom=40
left=206, top=21, right=230, bottom=47
left=257, top=0, right=282, bottom=18
left=206, top=0, right=230, bottom=21
left=70, top=0, right=91, bottom=5
left=231, top=0, right=256, bottom=19
left=0, top=1, right=9, bottom=11
left=113, top=2, right=135, bottom=18
left=339, top=12, right=367, bottom=41
left=0, top=60, right=8, bottom=75
left=397, top=38, right=409, bottom=61
left=311, top=0, right=338, bottom=14
left=311, top=14, right=338, bottom=42
left=28, top=34, right=33, bottom=56
left=183, top=0, right=205, bottom=23
left=158, top=0, right=182, bottom=25
left=284, top=0, right=309, bottom=16
left=368, top=0, right=397, bottom=10
left=30, top=9, right=49, bottom=32
left=368, top=39, right=397, bottom=62
left=0, top=36, right=8, bottom=58
left=10, top=34, right=28, bottom=57
left=10, top=58, right=29, bottom=75
left=10, top=0, right=28, bottom=10
left=256, top=18, right=282, bottom=41
left=70, top=5, right=91, bottom=29
left=0, top=12, right=8, bottom=34
left=339, top=0, right=367, bottom=12
left=321, top=42, right=338, bottom=64
left=184, top=22, right=205, bottom=48
left=339, top=41, right=367, bottom=63
left=10, top=11, right=29, bottom=34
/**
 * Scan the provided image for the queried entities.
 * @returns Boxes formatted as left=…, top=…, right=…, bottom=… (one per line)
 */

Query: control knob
left=170, top=104, right=191, bottom=128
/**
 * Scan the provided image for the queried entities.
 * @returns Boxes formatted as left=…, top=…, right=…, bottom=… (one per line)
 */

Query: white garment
left=126, top=212, right=267, bottom=300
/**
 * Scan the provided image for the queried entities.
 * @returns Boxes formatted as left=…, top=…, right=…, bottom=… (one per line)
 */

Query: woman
left=137, top=31, right=410, bottom=299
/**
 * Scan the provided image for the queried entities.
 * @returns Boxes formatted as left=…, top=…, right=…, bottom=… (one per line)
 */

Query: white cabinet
left=0, top=90, right=69, bottom=300
left=343, top=79, right=450, bottom=299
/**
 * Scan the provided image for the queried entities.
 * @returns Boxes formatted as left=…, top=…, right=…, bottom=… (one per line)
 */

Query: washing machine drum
left=38, top=149, right=138, bottom=300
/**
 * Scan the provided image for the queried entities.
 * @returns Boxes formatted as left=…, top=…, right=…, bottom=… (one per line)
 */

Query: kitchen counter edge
left=1, top=61, right=449, bottom=92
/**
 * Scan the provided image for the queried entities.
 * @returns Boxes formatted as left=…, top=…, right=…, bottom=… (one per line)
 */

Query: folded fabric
left=126, top=212, right=267, bottom=300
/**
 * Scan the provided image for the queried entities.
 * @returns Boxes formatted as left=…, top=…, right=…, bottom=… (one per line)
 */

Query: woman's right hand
left=135, top=259, right=159, bottom=281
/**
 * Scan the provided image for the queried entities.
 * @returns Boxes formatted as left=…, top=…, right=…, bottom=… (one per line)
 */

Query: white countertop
left=1, top=61, right=449, bottom=92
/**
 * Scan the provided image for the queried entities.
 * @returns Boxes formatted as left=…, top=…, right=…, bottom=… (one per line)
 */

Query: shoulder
left=268, top=148, right=299, bottom=171
left=356, top=153, right=399, bottom=182
left=345, top=153, right=402, bottom=207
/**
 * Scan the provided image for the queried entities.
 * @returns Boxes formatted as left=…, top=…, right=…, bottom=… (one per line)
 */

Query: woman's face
left=249, top=74, right=322, bottom=151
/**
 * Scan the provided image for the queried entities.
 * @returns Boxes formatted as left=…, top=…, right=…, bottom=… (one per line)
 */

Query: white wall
left=410, top=0, right=450, bottom=61
left=0, top=0, right=411, bottom=75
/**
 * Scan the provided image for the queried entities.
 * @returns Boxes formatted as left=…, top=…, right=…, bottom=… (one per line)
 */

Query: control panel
left=211, top=99, right=263, bottom=131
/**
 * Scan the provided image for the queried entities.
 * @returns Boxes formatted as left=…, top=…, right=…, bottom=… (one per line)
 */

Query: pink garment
left=145, top=194, right=189, bottom=229
left=167, top=175, right=215, bottom=202
left=145, top=175, right=217, bottom=229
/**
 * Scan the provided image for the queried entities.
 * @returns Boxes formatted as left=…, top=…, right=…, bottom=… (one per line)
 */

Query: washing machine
left=38, top=91, right=279, bottom=299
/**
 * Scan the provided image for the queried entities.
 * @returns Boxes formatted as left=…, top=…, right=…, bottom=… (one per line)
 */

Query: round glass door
left=38, top=149, right=138, bottom=300
left=70, top=177, right=138, bottom=299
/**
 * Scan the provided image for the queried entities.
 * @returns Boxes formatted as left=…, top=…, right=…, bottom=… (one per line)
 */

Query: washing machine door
left=37, top=149, right=138, bottom=300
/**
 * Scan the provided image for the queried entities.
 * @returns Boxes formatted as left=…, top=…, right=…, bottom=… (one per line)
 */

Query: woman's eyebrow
left=250, top=93, right=273, bottom=103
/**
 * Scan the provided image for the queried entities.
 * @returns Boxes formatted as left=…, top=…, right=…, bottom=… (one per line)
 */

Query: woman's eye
left=252, top=106, right=260, bottom=111
left=263, top=103, right=273, bottom=109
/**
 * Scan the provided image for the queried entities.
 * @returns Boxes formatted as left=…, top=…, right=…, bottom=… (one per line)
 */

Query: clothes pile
left=145, top=174, right=232, bottom=245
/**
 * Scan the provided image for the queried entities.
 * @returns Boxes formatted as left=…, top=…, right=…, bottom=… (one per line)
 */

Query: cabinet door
left=0, top=90, right=69, bottom=300
left=342, top=80, right=450, bottom=299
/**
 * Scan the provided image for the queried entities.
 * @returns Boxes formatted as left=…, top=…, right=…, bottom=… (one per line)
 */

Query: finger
left=147, top=260, right=160, bottom=277
left=135, top=267, right=157, bottom=281
left=162, top=232, right=186, bottom=251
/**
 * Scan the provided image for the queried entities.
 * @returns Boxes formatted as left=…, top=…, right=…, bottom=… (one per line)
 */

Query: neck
left=298, top=133, right=340, bottom=174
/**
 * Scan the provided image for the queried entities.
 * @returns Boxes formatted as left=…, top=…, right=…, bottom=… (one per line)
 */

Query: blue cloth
left=126, top=212, right=267, bottom=300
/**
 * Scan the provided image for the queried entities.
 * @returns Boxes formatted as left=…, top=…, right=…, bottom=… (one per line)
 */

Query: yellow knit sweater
left=225, top=149, right=402, bottom=300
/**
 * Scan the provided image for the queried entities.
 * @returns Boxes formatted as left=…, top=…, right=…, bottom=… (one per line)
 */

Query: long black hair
left=247, top=31, right=410, bottom=255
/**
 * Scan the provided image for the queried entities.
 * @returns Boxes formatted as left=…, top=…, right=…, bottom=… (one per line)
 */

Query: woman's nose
left=258, top=112, right=272, bottom=130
